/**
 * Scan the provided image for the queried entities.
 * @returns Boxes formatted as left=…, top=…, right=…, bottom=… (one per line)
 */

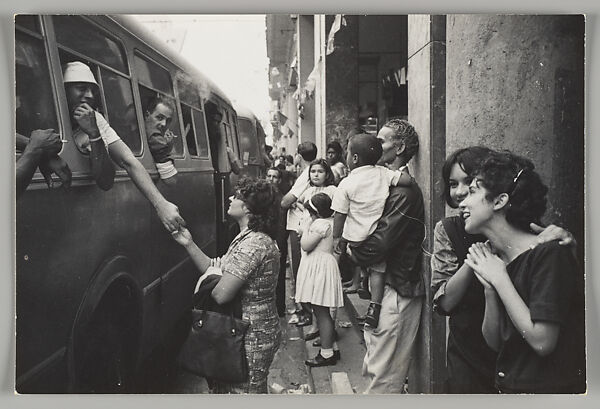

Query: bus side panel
left=153, top=168, right=217, bottom=344
left=16, top=180, right=154, bottom=387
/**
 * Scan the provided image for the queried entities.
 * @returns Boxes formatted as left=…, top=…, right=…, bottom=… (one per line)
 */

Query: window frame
left=179, top=101, right=211, bottom=160
left=134, top=50, right=184, bottom=160
left=53, top=16, right=144, bottom=156
left=15, top=16, right=63, bottom=155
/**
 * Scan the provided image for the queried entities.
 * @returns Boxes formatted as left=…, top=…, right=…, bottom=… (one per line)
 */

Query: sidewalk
left=269, top=260, right=373, bottom=394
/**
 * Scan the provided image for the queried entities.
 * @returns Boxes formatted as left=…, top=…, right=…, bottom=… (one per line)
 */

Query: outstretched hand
left=156, top=200, right=186, bottom=233
left=171, top=226, right=194, bottom=247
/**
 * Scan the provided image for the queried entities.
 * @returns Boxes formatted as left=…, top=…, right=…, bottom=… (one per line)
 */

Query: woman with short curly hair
left=172, top=177, right=281, bottom=393
left=461, top=150, right=585, bottom=393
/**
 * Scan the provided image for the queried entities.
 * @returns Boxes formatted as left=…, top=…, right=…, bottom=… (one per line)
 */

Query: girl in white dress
left=295, top=193, right=344, bottom=367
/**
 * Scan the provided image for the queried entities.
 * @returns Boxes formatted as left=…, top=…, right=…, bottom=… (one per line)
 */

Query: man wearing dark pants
left=351, top=119, right=425, bottom=393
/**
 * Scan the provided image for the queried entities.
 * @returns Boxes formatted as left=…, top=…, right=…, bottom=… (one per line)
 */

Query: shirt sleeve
left=309, top=218, right=332, bottom=238
left=221, top=234, right=267, bottom=282
left=385, top=167, right=402, bottom=186
left=289, top=168, right=310, bottom=199
left=527, top=242, right=578, bottom=325
left=331, top=180, right=350, bottom=214
left=431, top=220, right=460, bottom=315
left=94, top=111, right=121, bottom=146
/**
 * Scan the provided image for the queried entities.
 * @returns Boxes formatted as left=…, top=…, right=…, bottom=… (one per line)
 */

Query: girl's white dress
left=294, top=218, right=344, bottom=307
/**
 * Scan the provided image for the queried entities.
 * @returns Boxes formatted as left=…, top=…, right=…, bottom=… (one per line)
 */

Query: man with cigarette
left=63, top=61, right=185, bottom=233
left=143, top=95, right=178, bottom=185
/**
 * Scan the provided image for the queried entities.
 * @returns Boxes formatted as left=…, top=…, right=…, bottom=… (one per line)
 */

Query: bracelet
left=89, top=136, right=103, bottom=143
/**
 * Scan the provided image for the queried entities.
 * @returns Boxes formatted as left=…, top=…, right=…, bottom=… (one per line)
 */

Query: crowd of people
left=16, top=60, right=585, bottom=394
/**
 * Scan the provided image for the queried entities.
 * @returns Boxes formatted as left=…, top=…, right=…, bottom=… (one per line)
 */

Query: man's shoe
left=305, top=352, right=338, bottom=367
left=333, top=350, right=341, bottom=361
left=288, top=314, right=299, bottom=325
left=364, top=302, right=381, bottom=328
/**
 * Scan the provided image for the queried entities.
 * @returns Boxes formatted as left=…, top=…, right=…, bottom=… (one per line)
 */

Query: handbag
left=177, top=308, right=250, bottom=383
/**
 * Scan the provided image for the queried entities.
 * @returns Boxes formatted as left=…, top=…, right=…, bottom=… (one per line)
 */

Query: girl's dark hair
left=304, top=192, right=334, bottom=219
left=326, top=140, right=345, bottom=165
left=474, top=150, right=547, bottom=232
left=234, top=177, right=280, bottom=239
left=308, top=158, right=335, bottom=187
left=442, top=146, right=494, bottom=207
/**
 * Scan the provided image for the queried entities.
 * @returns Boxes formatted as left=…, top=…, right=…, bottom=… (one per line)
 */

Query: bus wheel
left=74, top=316, right=134, bottom=393
left=73, top=287, right=138, bottom=394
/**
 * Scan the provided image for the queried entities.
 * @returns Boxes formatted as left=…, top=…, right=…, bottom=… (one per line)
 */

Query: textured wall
left=325, top=15, right=359, bottom=146
left=407, top=14, right=448, bottom=394
left=446, top=15, right=584, bottom=245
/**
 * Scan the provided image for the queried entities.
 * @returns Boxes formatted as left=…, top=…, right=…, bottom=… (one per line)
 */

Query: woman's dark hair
left=308, top=158, right=335, bottom=187
left=234, top=177, right=280, bottom=239
left=304, top=192, right=334, bottom=219
left=442, top=146, right=494, bottom=208
left=474, top=150, right=547, bottom=232
left=326, top=140, right=345, bottom=165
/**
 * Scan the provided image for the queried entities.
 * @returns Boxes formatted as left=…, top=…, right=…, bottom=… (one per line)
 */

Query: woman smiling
left=460, top=150, right=585, bottom=393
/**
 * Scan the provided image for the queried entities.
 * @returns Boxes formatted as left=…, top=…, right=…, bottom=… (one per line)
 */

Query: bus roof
left=233, top=104, right=258, bottom=122
left=108, top=15, right=233, bottom=107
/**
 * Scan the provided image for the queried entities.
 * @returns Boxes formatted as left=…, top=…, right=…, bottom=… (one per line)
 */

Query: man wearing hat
left=63, top=61, right=185, bottom=233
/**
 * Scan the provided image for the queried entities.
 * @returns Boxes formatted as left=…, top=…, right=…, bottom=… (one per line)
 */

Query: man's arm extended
left=107, top=140, right=185, bottom=232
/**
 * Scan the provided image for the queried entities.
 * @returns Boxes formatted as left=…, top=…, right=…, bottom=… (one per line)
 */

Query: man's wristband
left=89, top=136, right=102, bottom=143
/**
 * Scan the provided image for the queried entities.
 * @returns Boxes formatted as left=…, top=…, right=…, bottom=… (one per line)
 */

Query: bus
left=15, top=14, right=257, bottom=393
left=235, top=104, right=270, bottom=179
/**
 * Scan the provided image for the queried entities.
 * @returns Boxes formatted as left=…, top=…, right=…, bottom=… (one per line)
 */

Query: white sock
left=332, top=341, right=339, bottom=351
left=320, top=348, right=334, bottom=358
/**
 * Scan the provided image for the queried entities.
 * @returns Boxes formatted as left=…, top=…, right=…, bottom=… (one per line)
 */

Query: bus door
left=205, top=101, right=233, bottom=255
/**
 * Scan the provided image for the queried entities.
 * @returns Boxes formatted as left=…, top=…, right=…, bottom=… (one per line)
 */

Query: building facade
left=267, top=14, right=585, bottom=393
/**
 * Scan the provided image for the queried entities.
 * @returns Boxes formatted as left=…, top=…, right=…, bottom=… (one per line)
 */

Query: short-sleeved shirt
left=496, top=240, right=585, bottom=393
left=331, top=165, right=403, bottom=242
left=286, top=166, right=310, bottom=231
left=221, top=228, right=281, bottom=324
left=72, top=111, right=121, bottom=153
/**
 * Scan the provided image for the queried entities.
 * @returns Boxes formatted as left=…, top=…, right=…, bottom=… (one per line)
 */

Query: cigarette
left=61, top=140, right=69, bottom=143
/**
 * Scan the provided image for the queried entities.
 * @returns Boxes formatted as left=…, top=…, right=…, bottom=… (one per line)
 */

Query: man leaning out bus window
left=143, top=95, right=178, bottom=185
left=62, top=61, right=185, bottom=233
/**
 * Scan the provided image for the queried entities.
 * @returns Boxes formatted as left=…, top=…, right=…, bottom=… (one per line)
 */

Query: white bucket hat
left=63, top=61, right=99, bottom=86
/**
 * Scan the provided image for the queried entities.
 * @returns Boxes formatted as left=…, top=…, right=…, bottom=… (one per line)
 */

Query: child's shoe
left=364, top=302, right=381, bottom=328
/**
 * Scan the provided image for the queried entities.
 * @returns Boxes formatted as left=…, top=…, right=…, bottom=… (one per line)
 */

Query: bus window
left=134, top=53, right=173, bottom=96
left=176, top=73, right=202, bottom=108
left=192, top=109, right=210, bottom=158
left=15, top=29, right=58, bottom=144
left=53, top=16, right=128, bottom=74
left=180, top=104, right=198, bottom=156
left=100, top=68, right=142, bottom=154
left=238, top=118, right=260, bottom=165
left=139, top=86, right=184, bottom=157
left=15, top=15, right=41, bottom=34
